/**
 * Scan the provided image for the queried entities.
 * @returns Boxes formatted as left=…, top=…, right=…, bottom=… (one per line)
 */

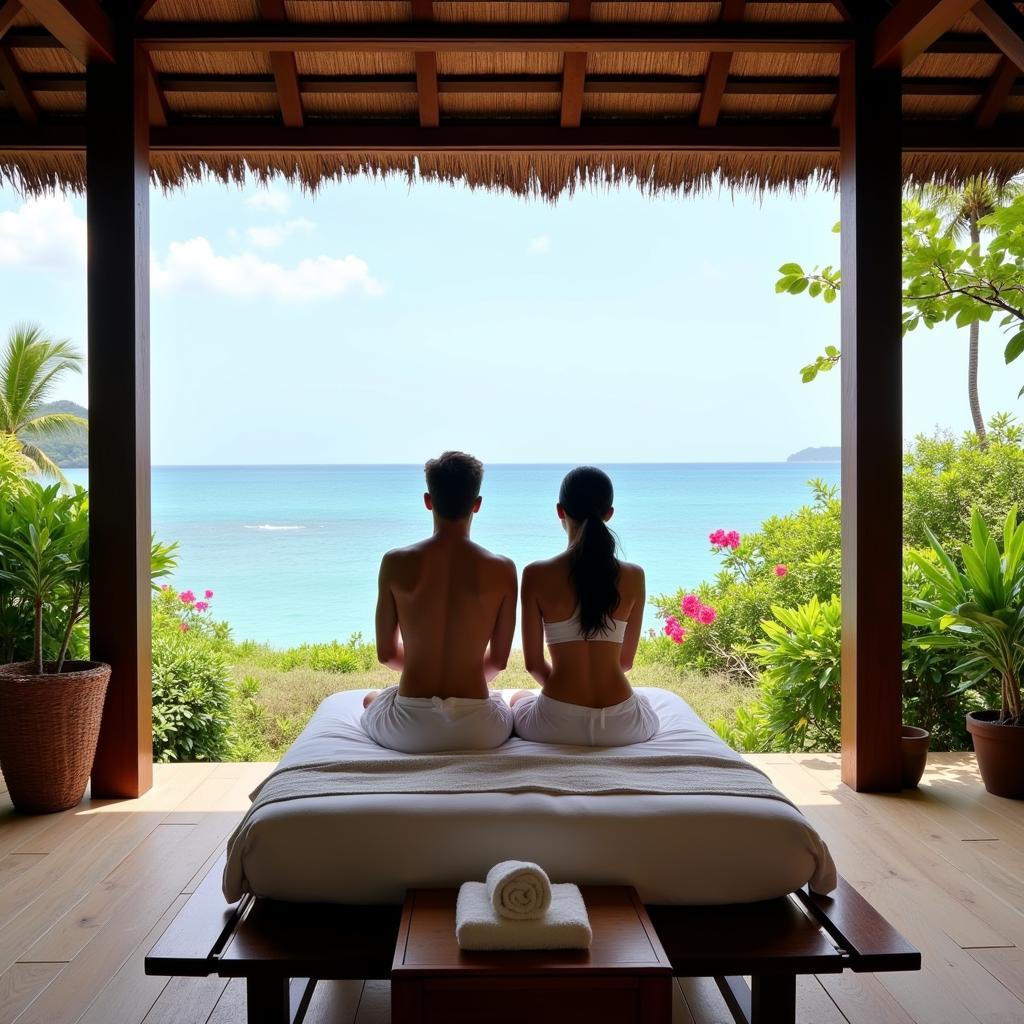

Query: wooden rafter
left=0, top=0, right=21, bottom=43
left=698, top=0, right=747, bottom=128
left=145, top=53, right=167, bottom=126
left=975, top=55, right=1018, bottom=125
left=18, top=0, right=113, bottom=63
left=412, top=0, right=438, bottom=128
left=973, top=0, right=1024, bottom=70
left=260, top=0, right=303, bottom=127
left=0, top=43, right=37, bottom=122
left=874, top=0, right=977, bottom=68
left=133, top=22, right=854, bottom=54
left=560, top=0, right=591, bottom=128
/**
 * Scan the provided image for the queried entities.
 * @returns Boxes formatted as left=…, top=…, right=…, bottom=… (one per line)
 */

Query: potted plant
left=905, top=506, right=1024, bottom=798
left=0, top=482, right=108, bottom=813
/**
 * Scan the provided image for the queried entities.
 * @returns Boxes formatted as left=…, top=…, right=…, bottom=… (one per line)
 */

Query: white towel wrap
left=456, top=882, right=592, bottom=951
left=485, top=860, right=552, bottom=920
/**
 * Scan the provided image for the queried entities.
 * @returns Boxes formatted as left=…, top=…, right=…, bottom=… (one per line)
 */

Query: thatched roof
left=1, top=0, right=1023, bottom=197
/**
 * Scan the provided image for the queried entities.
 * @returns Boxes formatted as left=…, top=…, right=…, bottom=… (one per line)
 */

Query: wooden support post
left=87, top=21, right=153, bottom=799
left=412, top=0, right=438, bottom=128
left=838, top=37, right=904, bottom=793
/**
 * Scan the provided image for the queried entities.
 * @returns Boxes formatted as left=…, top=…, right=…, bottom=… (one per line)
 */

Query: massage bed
left=146, top=688, right=920, bottom=1024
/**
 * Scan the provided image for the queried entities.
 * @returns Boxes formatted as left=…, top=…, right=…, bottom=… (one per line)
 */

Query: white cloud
left=151, top=237, right=383, bottom=302
left=245, top=189, right=292, bottom=214
left=245, top=218, right=315, bottom=249
left=0, top=197, right=86, bottom=270
left=528, top=234, right=551, bottom=254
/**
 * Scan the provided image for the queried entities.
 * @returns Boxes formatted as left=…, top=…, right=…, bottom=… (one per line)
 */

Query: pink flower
left=161, top=583, right=170, bottom=592
left=669, top=626, right=686, bottom=644
left=179, top=590, right=195, bottom=605
left=774, top=564, right=789, bottom=578
left=664, top=616, right=686, bottom=644
left=709, top=529, right=727, bottom=546
left=681, top=594, right=701, bottom=618
left=194, top=601, right=209, bottom=613
left=179, top=622, right=189, bottom=632
left=725, top=531, right=741, bottom=549
left=204, top=589, right=214, bottom=599
left=697, top=605, right=717, bottom=625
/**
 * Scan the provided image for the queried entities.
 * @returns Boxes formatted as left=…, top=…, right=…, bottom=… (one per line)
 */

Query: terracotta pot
left=967, top=710, right=1024, bottom=800
left=900, top=725, right=931, bottom=789
left=0, top=661, right=111, bottom=814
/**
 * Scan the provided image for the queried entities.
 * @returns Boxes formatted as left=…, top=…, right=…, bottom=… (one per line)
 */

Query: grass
left=226, top=650, right=755, bottom=761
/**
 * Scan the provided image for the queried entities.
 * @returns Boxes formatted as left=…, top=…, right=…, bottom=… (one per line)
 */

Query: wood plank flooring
left=0, top=753, right=1021, bottom=1024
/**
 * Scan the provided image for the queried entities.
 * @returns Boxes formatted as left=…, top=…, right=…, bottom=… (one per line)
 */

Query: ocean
left=66, top=464, right=840, bottom=648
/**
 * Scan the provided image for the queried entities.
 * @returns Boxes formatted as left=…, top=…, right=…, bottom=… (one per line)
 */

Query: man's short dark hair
left=425, top=451, right=484, bottom=520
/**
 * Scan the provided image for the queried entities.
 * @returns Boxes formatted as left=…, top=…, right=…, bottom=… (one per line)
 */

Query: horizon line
left=65, top=459, right=842, bottom=469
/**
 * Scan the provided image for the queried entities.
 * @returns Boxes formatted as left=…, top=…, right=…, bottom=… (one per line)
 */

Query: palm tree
left=0, top=324, right=87, bottom=482
left=920, top=175, right=1023, bottom=448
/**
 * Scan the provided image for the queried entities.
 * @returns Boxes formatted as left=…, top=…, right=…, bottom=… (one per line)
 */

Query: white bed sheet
left=225, top=688, right=836, bottom=905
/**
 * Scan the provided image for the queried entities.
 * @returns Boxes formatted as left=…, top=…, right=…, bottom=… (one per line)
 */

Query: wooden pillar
left=838, top=36, right=904, bottom=792
left=87, top=22, right=152, bottom=798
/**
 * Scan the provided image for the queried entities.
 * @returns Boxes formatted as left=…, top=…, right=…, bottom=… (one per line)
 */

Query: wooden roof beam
left=18, top=0, right=113, bottom=63
left=698, top=0, right=746, bottom=128
left=146, top=53, right=167, bottom=126
left=0, top=43, right=38, bottom=122
left=560, top=0, right=591, bottom=128
left=975, top=53, right=1018, bottom=126
left=973, top=0, right=1024, bottom=70
left=412, top=0, right=438, bottom=128
left=0, top=0, right=21, bottom=43
left=134, top=23, right=855, bottom=54
left=874, top=0, right=978, bottom=68
left=261, top=0, right=303, bottom=127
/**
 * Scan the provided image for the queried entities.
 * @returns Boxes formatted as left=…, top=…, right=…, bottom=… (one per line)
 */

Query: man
left=362, top=451, right=517, bottom=753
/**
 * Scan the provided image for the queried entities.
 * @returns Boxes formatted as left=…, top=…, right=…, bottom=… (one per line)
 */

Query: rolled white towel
left=485, top=860, right=552, bottom=921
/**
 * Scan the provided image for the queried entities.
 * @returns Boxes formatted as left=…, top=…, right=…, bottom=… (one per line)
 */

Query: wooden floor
left=1, top=753, right=1023, bottom=1024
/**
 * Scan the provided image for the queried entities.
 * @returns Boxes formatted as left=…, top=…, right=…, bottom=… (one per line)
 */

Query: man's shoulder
left=380, top=540, right=429, bottom=565
left=471, top=542, right=517, bottom=575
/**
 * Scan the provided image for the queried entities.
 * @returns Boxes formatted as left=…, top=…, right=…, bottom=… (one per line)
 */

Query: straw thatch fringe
left=5, top=149, right=1024, bottom=201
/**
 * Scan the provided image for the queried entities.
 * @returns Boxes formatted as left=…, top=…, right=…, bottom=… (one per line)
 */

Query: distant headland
left=787, top=446, right=840, bottom=463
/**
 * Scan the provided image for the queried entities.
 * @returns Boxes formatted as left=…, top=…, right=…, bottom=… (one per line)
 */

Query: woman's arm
left=619, top=567, right=646, bottom=672
left=375, top=554, right=404, bottom=672
left=520, top=565, right=551, bottom=686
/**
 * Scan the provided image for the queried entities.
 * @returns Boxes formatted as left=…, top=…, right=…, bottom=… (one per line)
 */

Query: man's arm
left=375, top=554, right=404, bottom=672
left=620, top=568, right=646, bottom=672
left=484, top=559, right=518, bottom=683
left=520, top=565, right=551, bottom=686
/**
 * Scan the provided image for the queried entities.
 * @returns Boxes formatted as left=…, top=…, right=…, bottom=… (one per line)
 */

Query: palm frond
left=21, top=413, right=87, bottom=438
left=19, top=442, right=69, bottom=486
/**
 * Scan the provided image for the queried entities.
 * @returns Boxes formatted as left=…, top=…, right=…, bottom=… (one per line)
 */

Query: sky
left=0, top=174, right=1021, bottom=465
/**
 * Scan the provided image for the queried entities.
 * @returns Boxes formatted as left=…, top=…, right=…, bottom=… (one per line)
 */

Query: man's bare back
left=373, top=530, right=517, bottom=700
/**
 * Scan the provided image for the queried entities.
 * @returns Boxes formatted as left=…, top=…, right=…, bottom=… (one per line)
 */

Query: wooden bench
left=145, top=857, right=920, bottom=1024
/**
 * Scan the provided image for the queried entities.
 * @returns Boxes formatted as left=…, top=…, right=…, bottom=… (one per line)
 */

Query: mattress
left=224, top=688, right=836, bottom=906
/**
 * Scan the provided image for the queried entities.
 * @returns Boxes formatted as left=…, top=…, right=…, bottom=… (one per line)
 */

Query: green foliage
left=647, top=480, right=841, bottom=675
left=0, top=434, right=28, bottom=496
left=0, top=324, right=86, bottom=482
left=21, top=401, right=88, bottom=468
left=905, top=506, right=1024, bottom=724
left=904, top=415, right=1024, bottom=552
left=276, top=635, right=376, bottom=673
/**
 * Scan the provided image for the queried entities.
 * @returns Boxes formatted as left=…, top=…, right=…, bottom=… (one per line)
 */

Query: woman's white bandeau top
left=544, top=606, right=628, bottom=645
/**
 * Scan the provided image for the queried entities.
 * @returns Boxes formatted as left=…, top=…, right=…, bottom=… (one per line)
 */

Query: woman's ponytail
left=559, top=468, right=620, bottom=638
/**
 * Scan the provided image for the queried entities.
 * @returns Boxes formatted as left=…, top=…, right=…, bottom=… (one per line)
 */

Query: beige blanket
left=226, top=749, right=794, bottom=871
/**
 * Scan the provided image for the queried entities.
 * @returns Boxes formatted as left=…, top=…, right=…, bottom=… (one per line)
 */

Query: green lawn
left=227, top=652, right=754, bottom=760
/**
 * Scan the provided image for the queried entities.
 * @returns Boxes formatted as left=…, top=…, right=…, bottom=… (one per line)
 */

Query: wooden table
left=391, top=886, right=673, bottom=1024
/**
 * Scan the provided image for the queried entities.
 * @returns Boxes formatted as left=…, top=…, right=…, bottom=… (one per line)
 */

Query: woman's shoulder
left=617, top=560, right=645, bottom=589
left=522, top=553, right=569, bottom=582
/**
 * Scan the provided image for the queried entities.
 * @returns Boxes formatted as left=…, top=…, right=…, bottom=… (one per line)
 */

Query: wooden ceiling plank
left=260, top=0, right=303, bottom=127
left=146, top=52, right=167, bottom=126
left=0, top=0, right=21, bottom=43
left=874, top=0, right=978, bottom=68
left=0, top=43, right=38, bottom=122
left=412, top=0, right=438, bottom=128
left=560, top=0, right=591, bottom=128
left=698, top=0, right=746, bottom=128
left=972, top=0, right=1024, bottom=71
left=18, top=0, right=113, bottom=63
left=974, top=54, right=1018, bottom=125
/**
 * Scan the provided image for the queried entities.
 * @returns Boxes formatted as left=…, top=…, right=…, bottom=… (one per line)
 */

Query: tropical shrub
left=644, top=480, right=840, bottom=675
left=0, top=434, right=28, bottom=496
left=276, top=635, right=376, bottom=673
left=905, top=506, right=1024, bottom=725
left=903, top=415, right=1024, bottom=553
left=151, top=585, right=234, bottom=762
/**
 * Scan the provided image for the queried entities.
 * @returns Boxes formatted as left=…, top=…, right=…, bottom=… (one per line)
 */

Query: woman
left=512, top=466, right=659, bottom=746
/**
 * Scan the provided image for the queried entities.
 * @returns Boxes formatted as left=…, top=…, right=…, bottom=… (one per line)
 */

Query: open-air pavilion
left=2, top=1, right=1024, bottom=1023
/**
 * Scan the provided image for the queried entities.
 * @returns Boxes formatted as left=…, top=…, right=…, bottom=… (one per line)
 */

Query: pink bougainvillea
left=681, top=594, right=701, bottom=617
left=774, top=564, right=789, bottom=578
left=179, top=590, right=196, bottom=605
left=194, top=601, right=209, bottom=613
left=709, top=528, right=741, bottom=550
left=697, top=605, right=717, bottom=625
left=663, top=615, right=686, bottom=644
left=204, top=589, right=214, bottom=599
left=179, top=622, right=189, bottom=632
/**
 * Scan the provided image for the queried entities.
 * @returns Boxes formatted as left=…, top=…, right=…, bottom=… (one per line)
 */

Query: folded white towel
left=485, top=860, right=552, bottom=921
left=456, top=882, right=592, bottom=951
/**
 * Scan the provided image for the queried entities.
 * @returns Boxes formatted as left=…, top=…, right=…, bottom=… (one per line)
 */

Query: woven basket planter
left=0, top=661, right=111, bottom=814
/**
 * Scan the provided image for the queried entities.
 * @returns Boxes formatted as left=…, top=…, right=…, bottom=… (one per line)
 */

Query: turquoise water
left=66, top=464, right=839, bottom=648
